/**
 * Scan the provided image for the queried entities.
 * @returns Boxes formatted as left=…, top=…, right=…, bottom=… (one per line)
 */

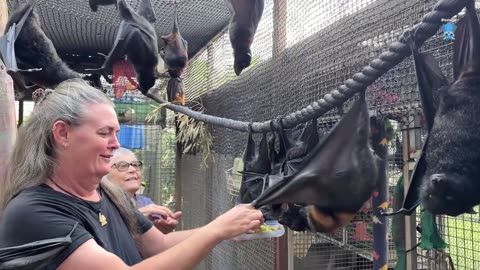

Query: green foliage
left=384, top=118, right=395, bottom=142
left=176, top=112, right=214, bottom=169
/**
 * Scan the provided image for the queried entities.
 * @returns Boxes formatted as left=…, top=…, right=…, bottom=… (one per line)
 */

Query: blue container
left=118, top=124, right=145, bottom=149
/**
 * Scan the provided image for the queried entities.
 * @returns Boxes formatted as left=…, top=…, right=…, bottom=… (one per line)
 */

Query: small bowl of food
left=231, top=220, right=285, bottom=241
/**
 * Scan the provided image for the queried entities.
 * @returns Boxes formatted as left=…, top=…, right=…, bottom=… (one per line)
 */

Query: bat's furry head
left=300, top=206, right=355, bottom=233
left=278, top=204, right=309, bottom=231
left=229, top=26, right=254, bottom=76
left=161, top=33, right=188, bottom=78
left=420, top=172, right=477, bottom=216
left=233, top=50, right=252, bottom=76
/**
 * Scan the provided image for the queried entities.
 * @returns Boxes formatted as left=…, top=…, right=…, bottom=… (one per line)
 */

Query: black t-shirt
left=0, top=184, right=153, bottom=269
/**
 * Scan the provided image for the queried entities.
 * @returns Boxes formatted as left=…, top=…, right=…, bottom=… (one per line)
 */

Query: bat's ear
left=453, top=0, right=480, bottom=80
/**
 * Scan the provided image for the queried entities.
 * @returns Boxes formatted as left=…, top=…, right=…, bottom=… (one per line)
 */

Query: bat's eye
left=335, top=171, right=347, bottom=177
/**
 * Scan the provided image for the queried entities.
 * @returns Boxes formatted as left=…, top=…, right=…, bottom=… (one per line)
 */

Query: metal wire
left=149, top=0, right=467, bottom=133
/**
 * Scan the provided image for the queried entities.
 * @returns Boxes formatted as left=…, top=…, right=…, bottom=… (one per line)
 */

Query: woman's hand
left=152, top=211, right=182, bottom=234
left=206, top=204, right=264, bottom=241
left=138, top=204, right=182, bottom=234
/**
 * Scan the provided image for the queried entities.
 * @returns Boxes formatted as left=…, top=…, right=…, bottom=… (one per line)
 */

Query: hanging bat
left=275, top=119, right=320, bottom=231
left=160, top=2, right=188, bottom=105
left=0, top=0, right=80, bottom=96
left=224, top=0, right=264, bottom=76
left=88, top=0, right=160, bottom=99
left=419, top=0, right=480, bottom=216
left=88, top=0, right=117, bottom=12
left=252, top=91, right=379, bottom=233
left=380, top=30, right=449, bottom=217
left=238, top=131, right=270, bottom=204
left=256, top=125, right=294, bottom=221
left=282, top=119, right=320, bottom=177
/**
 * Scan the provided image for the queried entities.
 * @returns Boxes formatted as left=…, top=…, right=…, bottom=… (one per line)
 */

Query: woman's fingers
left=139, top=204, right=177, bottom=219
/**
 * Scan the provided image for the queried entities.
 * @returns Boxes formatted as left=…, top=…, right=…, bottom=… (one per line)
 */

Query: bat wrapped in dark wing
left=382, top=31, right=449, bottom=217
left=0, top=0, right=80, bottom=98
left=258, top=124, right=293, bottom=221
left=252, top=91, right=379, bottom=233
left=419, top=0, right=480, bottom=216
left=282, top=119, right=320, bottom=177
left=238, top=130, right=270, bottom=204
left=160, top=3, right=188, bottom=105
left=224, top=0, right=264, bottom=76
left=88, top=0, right=160, bottom=99
left=276, top=119, right=321, bottom=231
left=0, top=223, right=77, bottom=270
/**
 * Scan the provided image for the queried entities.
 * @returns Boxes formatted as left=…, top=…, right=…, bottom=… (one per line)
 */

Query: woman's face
left=62, top=103, right=120, bottom=178
left=109, top=153, right=143, bottom=196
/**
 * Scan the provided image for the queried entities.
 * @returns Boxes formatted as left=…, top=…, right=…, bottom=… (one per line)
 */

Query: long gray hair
left=0, top=79, right=139, bottom=235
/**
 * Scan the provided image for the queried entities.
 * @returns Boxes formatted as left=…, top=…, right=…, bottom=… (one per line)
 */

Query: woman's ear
left=52, top=120, right=70, bottom=149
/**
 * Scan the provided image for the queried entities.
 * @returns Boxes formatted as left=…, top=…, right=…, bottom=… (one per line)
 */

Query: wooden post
left=272, top=0, right=289, bottom=269
left=272, top=0, right=287, bottom=57
left=404, top=115, right=419, bottom=270
left=0, top=0, right=7, bottom=34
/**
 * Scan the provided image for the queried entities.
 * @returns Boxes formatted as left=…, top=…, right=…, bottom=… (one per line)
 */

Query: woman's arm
left=57, top=226, right=220, bottom=270
left=57, top=204, right=263, bottom=270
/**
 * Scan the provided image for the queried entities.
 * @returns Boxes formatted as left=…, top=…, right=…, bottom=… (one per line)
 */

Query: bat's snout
left=233, top=52, right=252, bottom=76
left=430, top=173, right=447, bottom=192
left=421, top=172, right=477, bottom=216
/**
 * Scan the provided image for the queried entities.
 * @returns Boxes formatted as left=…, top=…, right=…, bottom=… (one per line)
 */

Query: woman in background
left=108, top=147, right=182, bottom=234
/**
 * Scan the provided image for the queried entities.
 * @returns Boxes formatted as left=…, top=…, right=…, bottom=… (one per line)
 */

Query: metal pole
left=371, top=116, right=389, bottom=270
left=272, top=1, right=289, bottom=269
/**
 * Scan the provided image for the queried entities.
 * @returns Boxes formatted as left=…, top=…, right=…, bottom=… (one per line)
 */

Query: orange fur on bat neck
left=307, top=206, right=356, bottom=233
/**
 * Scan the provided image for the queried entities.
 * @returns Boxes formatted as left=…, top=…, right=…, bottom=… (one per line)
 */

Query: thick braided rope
left=154, top=0, right=467, bottom=132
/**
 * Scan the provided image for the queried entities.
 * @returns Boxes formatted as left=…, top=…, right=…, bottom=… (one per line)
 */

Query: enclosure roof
left=7, top=0, right=231, bottom=71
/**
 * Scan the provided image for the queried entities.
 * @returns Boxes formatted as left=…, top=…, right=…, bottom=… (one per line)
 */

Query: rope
left=150, top=0, right=468, bottom=133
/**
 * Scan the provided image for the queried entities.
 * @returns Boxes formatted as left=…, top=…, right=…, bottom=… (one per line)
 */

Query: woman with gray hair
left=108, top=147, right=182, bottom=234
left=0, top=79, right=263, bottom=269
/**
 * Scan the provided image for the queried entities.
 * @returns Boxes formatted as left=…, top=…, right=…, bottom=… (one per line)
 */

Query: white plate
left=231, top=220, right=285, bottom=241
